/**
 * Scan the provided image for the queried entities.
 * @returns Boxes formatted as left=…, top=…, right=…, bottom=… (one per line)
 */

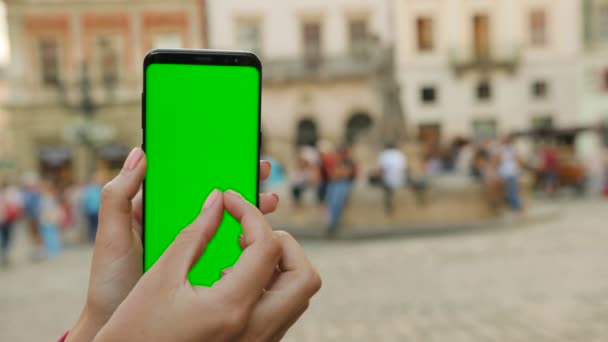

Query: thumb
left=156, top=189, right=225, bottom=284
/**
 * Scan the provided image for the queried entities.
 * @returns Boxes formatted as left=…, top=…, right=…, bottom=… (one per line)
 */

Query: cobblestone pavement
left=1, top=199, right=608, bottom=341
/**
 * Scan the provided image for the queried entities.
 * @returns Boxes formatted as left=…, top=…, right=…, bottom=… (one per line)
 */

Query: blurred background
left=2, top=0, right=608, bottom=341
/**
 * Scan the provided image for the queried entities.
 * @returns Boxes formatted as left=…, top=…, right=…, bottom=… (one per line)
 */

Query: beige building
left=394, top=0, right=581, bottom=149
left=206, top=0, right=396, bottom=160
left=4, top=0, right=207, bottom=184
left=580, top=0, right=608, bottom=125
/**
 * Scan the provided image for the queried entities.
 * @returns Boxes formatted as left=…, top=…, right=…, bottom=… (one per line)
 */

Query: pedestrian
left=326, top=144, right=357, bottom=236
left=498, top=135, right=522, bottom=214
left=58, top=148, right=320, bottom=342
left=82, top=173, right=103, bottom=243
left=376, top=143, right=407, bottom=215
left=0, top=182, right=22, bottom=268
left=290, top=148, right=310, bottom=207
left=540, top=142, right=559, bottom=196
left=21, top=172, right=44, bottom=261
left=290, top=146, right=318, bottom=207
left=39, top=180, right=62, bottom=257
left=317, top=140, right=336, bottom=205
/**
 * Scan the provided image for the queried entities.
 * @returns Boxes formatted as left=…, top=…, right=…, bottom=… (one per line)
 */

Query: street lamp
left=58, top=62, right=116, bottom=179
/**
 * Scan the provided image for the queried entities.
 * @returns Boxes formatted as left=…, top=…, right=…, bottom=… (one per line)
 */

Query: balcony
left=262, top=51, right=376, bottom=84
left=448, top=45, right=521, bottom=77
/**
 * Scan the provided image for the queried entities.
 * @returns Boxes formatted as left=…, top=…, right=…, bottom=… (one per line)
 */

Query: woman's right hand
left=94, top=190, right=321, bottom=342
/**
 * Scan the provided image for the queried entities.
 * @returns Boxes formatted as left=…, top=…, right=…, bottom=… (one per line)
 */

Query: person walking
left=540, top=142, right=559, bottom=196
left=326, top=145, right=357, bottom=237
left=377, top=143, right=407, bottom=215
left=22, top=172, right=44, bottom=261
left=498, top=136, right=522, bottom=215
left=39, top=180, right=62, bottom=257
left=0, top=182, right=22, bottom=267
left=82, top=173, right=103, bottom=243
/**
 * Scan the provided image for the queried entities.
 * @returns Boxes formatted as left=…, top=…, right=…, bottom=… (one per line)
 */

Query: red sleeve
left=57, top=331, right=69, bottom=342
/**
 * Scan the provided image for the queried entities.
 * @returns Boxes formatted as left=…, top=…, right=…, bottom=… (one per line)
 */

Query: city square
left=2, top=199, right=608, bottom=341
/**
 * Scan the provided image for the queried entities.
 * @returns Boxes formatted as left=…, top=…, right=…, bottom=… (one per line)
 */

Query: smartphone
left=143, top=49, right=261, bottom=287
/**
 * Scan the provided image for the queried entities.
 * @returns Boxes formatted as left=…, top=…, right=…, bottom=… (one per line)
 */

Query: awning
left=97, top=144, right=129, bottom=161
left=39, top=146, right=72, bottom=166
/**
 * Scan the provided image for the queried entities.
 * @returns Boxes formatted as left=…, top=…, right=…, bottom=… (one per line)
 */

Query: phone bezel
left=141, top=49, right=263, bottom=270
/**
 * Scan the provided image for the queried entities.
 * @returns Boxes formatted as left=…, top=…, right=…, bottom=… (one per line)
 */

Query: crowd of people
left=3, top=131, right=606, bottom=257
left=0, top=172, right=104, bottom=268
left=278, top=130, right=608, bottom=233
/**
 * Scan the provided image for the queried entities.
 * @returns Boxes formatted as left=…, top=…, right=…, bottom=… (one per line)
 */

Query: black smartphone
left=143, top=49, right=262, bottom=286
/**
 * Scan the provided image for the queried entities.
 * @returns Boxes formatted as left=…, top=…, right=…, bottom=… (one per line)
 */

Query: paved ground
left=1, top=199, right=608, bottom=341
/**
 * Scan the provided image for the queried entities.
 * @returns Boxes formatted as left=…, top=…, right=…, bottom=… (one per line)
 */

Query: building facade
left=206, top=0, right=396, bottom=160
left=4, top=0, right=207, bottom=183
left=394, top=0, right=581, bottom=149
left=580, top=0, right=608, bottom=125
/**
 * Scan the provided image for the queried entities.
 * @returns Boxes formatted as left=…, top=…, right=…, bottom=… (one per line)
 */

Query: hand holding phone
left=94, top=191, right=321, bottom=342
left=65, top=155, right=279, bottom=342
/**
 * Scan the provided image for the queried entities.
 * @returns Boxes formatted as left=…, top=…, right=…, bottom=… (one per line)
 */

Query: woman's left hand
left=66, top=147, right=280, bottom=342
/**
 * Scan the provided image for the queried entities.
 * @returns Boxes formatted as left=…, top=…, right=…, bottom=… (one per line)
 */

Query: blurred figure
left=454, top=138, right=474, bottom=175
left=39, top=180, right=62, bottom=257
left=326, top=145, right=357, bottom=237
left=472, top=143, right=502, bottom=212
left=66, top=182, right=86, bottom=243
left=498, top=136, right=522, bottom=214
left=317, top=140, right=337, bottom=205
left=424, top=151, right=443, bottom=176
left=376, top=143, right=407, bottom=215
left=262, top=156, right=285, bottom=186
left=540, top=142, right=559, bottom=196
left=82, top=173, right=103, bottom=243
left=22, top=172, right=44, bottom=261
left=0, top=182, right=23, bottom=268
left=577, top=127, right=606, bottom=196
left=290, top=146, right=319, bottom=207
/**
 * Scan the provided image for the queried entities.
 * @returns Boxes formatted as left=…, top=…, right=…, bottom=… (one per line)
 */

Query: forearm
left=65, top=306, right=108, bottom=342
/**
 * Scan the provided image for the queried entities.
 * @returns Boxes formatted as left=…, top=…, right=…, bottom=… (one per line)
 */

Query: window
left=472, top=119, right=497, bottom=141
left=420, top=86, right=437, bottom=104
left=345, top=112, right=373, bottom=143
left=416, top=17, right=434, bottom=52
left=473, top=15, right=490, bottom=58
left=476, top=80, right=492, bottom=101
left=152, top=32, right=183, bottom=49
left=532, top=80, right=549, bottom=99
left=349, top=18, right=369, bottom=59
left=98, top=37, right=119, bottom=86
left=302, top=21, right=322, bottom=67
left=296, top=118, right=318, bottom=147
left=39, top=38, right=60, bottom=86
left=532, top=116, right=553, bottom=130
left=236, top=21, right=262, bottom=55
left=530, top=10, right=547, bottom=46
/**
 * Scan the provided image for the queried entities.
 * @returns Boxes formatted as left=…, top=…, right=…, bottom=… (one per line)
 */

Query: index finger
left=215, top=190, right=281, bottom=306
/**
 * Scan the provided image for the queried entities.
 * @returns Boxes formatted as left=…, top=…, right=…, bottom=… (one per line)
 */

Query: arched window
left=296, top=118, right=318, bottom=147
left=345, top=112, right=373, bottom=143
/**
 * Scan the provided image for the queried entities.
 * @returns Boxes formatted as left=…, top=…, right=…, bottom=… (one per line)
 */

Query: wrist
left=66, top=305, right=107, bottom=342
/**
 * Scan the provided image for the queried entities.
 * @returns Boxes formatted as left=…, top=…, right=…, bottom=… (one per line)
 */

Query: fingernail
left=261, top=160, right=271, bottom=168
left=226, top=190, right=243, bottom=198
left=238, top=234, right=246, bottom=248
left=203, top=189, right=221, bottom=209
left=124, top=148, right=144, bottom=171
left=271, top=193, right=279, bottom=202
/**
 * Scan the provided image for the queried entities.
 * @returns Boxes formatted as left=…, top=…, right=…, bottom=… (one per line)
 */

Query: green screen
left=144, top=62, right=260, bottom=286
